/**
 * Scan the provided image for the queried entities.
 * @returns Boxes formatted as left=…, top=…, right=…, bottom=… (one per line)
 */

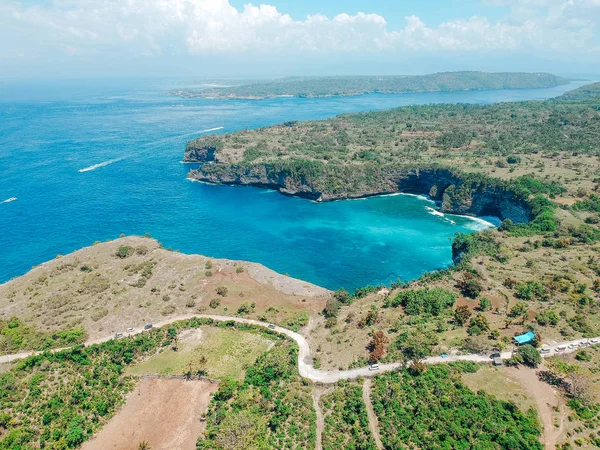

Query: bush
left=209, top=298, right=221, bottom=309
left=517, top=345, right=541, bottom=368
left=457, top=273, right=483, bottom=299
left=478, top=297, right=492, bottom=311
left=216, top=286, right=228, bottom=297
left=115, top=246, right=134, bottom=259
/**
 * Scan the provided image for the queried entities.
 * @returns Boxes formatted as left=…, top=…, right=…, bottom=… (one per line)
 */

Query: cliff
left=186, top=157, right=532, bottom=223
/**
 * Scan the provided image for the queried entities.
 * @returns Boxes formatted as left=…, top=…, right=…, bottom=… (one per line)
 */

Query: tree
left=467, top=313, right=490, bottom=336
left=369, top=331, right=389, bottom=362
left=517, top=345, right=541, bottom=368
left=323, top=297, right=340, bottom=318
left=509, top=301, right=528, bottom=318
left=454, top=306, right=472, bottom=326
left=457, top=273, right=483, bottom=299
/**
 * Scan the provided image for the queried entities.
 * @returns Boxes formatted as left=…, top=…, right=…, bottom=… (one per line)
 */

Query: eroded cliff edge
left=185, top=147, right=531, bottom=223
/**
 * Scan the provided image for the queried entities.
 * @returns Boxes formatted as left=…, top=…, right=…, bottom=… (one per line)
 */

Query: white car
left=268, top=324, right=276, bottom=330
left=115, top=332, right=123, bottom=338
left=568, top=343, right=578, bottom=349
left=369, top=364, right=380, bottom=371
left=579, top=340, right=588, bottom=347
left=590, top=338, right=599, bottom=344
left=556, top=346, right=566, bottom=352
left=126, top=327, right=134, bottom=333
left=540, top=348, right=551, bottom=354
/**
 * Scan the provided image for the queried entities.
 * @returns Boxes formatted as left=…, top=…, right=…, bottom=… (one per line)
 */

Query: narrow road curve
left=3, top=314, right=599, bottom=384
left=362, top=379, right=384, bottom=450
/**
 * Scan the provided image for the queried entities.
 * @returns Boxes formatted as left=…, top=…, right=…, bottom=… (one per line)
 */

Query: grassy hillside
left=0, top=236, right=327, bottom=351
left=171, top=72, right=568, bottom=99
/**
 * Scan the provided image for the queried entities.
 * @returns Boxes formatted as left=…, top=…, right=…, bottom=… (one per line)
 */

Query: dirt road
left=4, top=313, right=599, bottom=384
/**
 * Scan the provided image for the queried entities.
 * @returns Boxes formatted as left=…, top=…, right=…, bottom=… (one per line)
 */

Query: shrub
left=457, top=273, right=483, bottom=299
left=209, top=298, right=221, bottom=309
left=517, top=345, right=542, bottom=368
left=216, top=286, right=228, bottom=297
left=478, top=297, right=492, bottom=311
left=115, top=246, right=134, bottom=259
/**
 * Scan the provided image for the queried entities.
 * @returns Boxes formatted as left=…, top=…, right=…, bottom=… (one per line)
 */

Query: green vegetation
left=0, top=318, right=290, bottom=449
left=173, top=72, right=567, bottom=100
left=197, top=341, right=315, bottom=450
left=371, top=364, right=542, bottom=449
left=321, top=383, right=377, bottom=450
left=128, top=326, right=274, bottom=380
left=384, top=287, right=456, bottom=315
left=0, top=317, right=86, bottom=353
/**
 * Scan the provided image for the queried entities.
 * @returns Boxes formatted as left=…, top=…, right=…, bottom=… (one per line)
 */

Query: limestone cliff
left=185, top=149, right=532, bottom=223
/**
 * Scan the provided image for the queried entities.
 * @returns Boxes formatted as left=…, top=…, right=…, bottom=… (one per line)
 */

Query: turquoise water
left=0, top=79, right=585, bottom=290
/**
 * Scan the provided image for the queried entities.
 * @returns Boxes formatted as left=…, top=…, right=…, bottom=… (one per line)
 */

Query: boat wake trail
left=1, top=197, right=17, bottom=204
left=78, top=157, right=127, bottom=173
left=78, top=127, right=223, bottom=173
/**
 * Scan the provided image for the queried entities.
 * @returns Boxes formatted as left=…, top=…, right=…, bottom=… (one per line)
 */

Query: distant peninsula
left=170, top=71, right=569, bottom=100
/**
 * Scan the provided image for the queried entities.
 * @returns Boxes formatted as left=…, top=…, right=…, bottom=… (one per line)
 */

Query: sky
left=1, top=0, right=600, bottom=78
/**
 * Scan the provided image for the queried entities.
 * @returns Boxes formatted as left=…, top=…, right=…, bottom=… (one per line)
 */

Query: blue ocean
left=0, top=79, right=585, bottom=290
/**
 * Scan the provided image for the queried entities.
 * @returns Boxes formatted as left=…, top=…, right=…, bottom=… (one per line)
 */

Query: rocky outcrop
left=186, top=159, right=532, bottom=223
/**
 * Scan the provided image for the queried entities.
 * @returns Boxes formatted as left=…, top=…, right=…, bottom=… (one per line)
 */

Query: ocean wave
left=0, top=197, right=17, bottom=204
left=461, top=216, right=497, bottom=231
left=78, top=157, right=126, bottom=173
left=425, top=206, right=445, bottom=217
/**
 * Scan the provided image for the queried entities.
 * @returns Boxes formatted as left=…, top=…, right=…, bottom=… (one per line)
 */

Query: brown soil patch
left=504, top=366, right=566, bottom=450
left=81, top=378, right=218, bottom=450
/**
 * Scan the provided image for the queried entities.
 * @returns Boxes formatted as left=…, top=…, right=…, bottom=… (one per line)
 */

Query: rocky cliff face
left=185, top=151, right=532, bottom=223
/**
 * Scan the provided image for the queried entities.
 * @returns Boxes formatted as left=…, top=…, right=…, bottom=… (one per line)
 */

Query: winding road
left=3, top=314, right=599, bottom=384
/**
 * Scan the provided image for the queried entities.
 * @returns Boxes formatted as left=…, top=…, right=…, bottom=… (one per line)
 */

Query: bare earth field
left=81, top=378, right=218, bottom=450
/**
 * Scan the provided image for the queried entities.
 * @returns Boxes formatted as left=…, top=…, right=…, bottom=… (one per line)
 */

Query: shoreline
left=187, top=176, right=500, bottom=229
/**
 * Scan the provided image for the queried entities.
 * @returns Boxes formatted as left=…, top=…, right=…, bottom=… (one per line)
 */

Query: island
left=170, top=71, right=569, bottom=100
left=1, top=82, right=599, bottom=450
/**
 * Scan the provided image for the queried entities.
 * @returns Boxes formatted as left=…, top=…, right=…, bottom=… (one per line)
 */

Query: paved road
left=3, top=314, right=599, bottom=384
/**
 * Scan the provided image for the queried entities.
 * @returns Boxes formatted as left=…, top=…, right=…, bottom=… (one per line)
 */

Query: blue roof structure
left=514, top=331, right=535, bottom=345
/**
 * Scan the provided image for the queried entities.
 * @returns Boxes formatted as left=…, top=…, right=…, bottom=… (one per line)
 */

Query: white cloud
left=0, top=0, right=599, bottom=67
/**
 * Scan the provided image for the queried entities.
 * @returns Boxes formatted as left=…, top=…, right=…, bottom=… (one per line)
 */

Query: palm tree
left=198, top=355, right=208, bottom=376
left=138, top=441, right=151, bottom=450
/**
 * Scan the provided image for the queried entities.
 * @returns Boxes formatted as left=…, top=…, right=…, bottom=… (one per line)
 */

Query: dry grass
left=0, top=237, right=328, bottom=341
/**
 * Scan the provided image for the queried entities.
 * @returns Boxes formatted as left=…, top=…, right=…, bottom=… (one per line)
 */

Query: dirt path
left=505, top=366, right=565, bottom=450
left=312, top=386, right=333, bottom=450
left=81, top=378, right=218, bottom=450
left=362, top=379, right=384, bottom=450
left=3, top=313, right=599, bottom=385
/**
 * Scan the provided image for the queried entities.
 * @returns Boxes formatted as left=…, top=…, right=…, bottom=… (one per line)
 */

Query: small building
left=514, top=331, right=535, bottom=346
left=493, top=357, right=503, bottom=366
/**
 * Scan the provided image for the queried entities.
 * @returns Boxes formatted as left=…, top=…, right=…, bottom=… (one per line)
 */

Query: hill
left=0, top=236, right=327, bottom=352
left=170, top=71, right=568, bottom=99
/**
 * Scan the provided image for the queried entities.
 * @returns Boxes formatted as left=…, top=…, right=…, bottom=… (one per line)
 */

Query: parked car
left=489, top=352, right=501, bottom=359
left=115, top=332, right=123, bottom=338
left=556, top=346, right=566, bottom=352
left=126, top=327, right=134, bottom=333
left=369, top=363, right=380, bottom=371
left=590, top=338, right=599, bottom=344
left=579, top=340, right=588, bottom=347
left=568, top=343, right=578, bottom=349
left=144, top=324, right=153, bottom=330
left=268, top=324, right=276, bottom=330
left=540, top=348, right=551, bottom=354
